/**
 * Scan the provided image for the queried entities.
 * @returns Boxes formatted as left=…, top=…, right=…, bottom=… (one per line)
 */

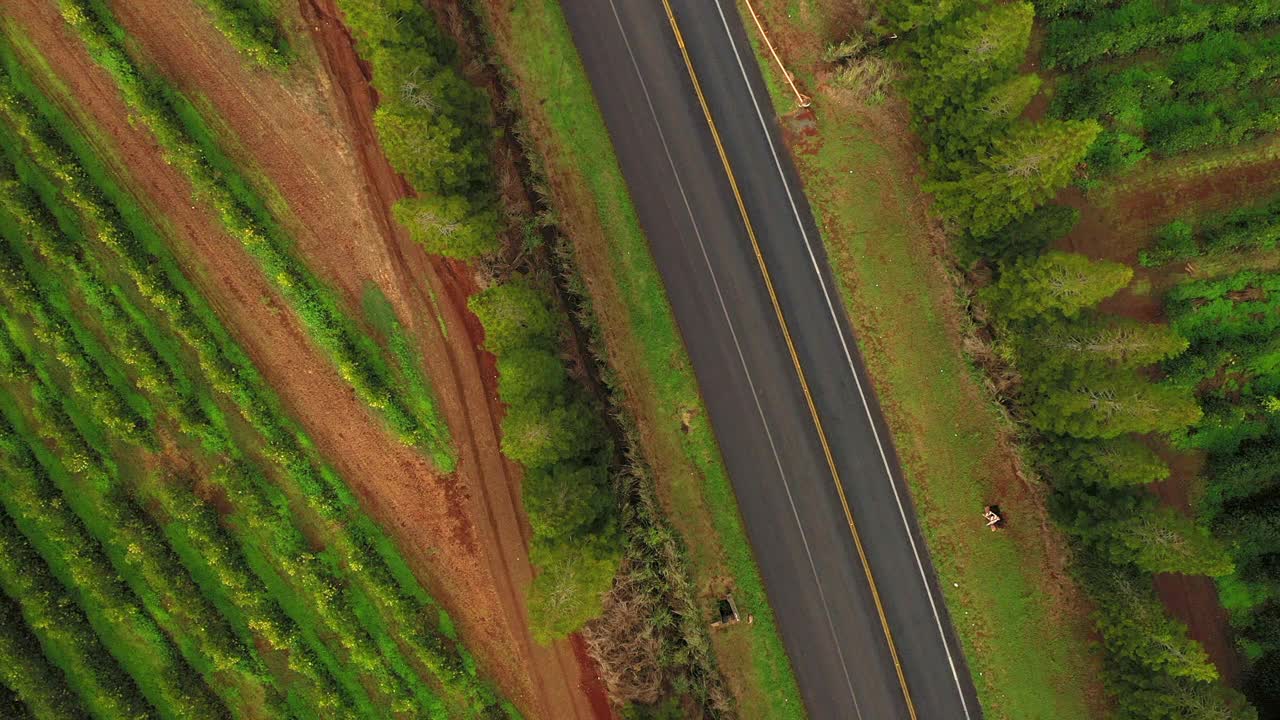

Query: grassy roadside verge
left=732, top=2, right=1104, bottom=718
left=471, top=0, right=805, bottom=716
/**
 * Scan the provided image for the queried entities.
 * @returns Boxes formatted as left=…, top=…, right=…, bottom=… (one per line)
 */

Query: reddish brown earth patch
left=6, top=0, right=607, bottom=716
left=1150, top=447, right=1242, bottom=685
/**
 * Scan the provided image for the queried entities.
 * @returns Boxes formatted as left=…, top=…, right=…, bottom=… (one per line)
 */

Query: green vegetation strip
left=0, top=591, right=84, bottom=720
left=193, top=0, right=290, bottom=68
left=484, top=0, right=804, bottom=716
left=0, top=506, right=153, bottom=720
left=57, top=0, right=455, bottom=469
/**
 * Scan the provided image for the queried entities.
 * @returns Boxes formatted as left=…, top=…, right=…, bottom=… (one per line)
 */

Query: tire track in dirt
left=84, top=0, right=608, bottom=716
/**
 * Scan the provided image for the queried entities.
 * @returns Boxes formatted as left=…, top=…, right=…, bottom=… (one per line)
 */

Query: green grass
left=480, top=0, right=805, bottom=716
left=734, top=2, right=1103, bottom=718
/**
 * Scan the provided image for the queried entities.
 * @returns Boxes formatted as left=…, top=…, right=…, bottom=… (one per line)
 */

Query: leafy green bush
left=334, top=0, right=500, bottom=260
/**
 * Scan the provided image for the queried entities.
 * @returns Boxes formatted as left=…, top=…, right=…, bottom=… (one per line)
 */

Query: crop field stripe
left=0, top=590, right=85, bottom=720
left=0, top=404, right=227, bottom=720
left=0, top=59, right=484, bottom=714
left=0, top=285, right=297, bottom=719
left=0, top=505, right=154, bottom=720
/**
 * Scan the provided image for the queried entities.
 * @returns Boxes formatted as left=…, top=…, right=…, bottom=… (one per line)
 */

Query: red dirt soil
left=5, top=0, right=608, bottom=716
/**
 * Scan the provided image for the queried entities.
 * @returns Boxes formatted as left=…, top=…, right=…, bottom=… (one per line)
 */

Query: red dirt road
left=6, top=0, right=608, bottom=716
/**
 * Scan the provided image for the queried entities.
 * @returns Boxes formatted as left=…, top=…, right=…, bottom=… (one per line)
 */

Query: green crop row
left=1043, top=0, right=1280, bottom=70
left=0, top=591, right=83, bottom=720
left=144, top=474, right=361, bottom=717
left=0, top=506, right=153, bottom=720
left=1167, top=271, right=1280, bottom=344
left=57, top=0, right=454, bottom=467
left=0, top=410, right=224, bottom=720
left=0, top=287, right=292, bottom=718
left=1141, top=194, right=1280, bottom=266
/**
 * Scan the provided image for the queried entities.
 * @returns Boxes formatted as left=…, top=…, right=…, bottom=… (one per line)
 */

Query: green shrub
left=193, top=0, right=290, bottom=68
left=392, top=195, right=499, bottom=259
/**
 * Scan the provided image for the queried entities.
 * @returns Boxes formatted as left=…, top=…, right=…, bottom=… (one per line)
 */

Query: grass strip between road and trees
left=472, top=0, right=806, bottom=716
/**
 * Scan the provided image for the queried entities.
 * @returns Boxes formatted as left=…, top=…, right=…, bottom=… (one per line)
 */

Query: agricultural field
left=732, top=0, right=1280, bottom=717
left=0, top=0, right=681, bottom=717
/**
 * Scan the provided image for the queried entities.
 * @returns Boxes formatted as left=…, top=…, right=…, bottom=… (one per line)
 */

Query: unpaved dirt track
left=5, top=0, right=608, bottom=716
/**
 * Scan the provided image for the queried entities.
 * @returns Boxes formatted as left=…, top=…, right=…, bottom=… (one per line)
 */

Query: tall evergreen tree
left=905, top=3, right=1034, bottom=115
left=927, top=120, right=1101, bottom=236
left=983, top=251, right=1131, bottom=322
left=1045, top=436, right=1171, bottom=488
left=1092, top=569, right=1220, bottom=684
left=1030, top=371, right=1201, bottom=439
left=1104, top=505, right=1234, bottom=577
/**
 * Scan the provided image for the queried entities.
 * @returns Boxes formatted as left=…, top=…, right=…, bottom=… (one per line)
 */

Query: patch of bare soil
left=8, top=0, right=605, bottom=716
left=1151, top=449, right=1242, bottom=685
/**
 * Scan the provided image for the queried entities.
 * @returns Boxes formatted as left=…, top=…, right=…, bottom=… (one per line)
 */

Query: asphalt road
left=559, top=2, right=984, bottom=719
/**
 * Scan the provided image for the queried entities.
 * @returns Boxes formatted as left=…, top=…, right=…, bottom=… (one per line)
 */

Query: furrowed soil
left=5, top=0, right=607, bottom=717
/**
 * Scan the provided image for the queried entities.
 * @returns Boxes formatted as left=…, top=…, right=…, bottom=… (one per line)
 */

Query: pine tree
left=1030, top=371, right=1202, bottom=439
left=1092, top=569, right=1220, bottom=683
left=1030, top=315, right=1189, bottom=368
left=927, top=120, right=1101, bottom=236
left=930, top=73, right=1043, bottom=168
left=983, top=251, right=1131, bottom=322
left=905, top=3, right=1034, bottom=115
left=1105, top=505, right=1234, bottom=577
left=1045, top=436, right=1170, bottom=488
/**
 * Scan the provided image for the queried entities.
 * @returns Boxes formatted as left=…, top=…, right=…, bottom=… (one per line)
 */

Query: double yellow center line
left=657, top=2, right=917, bottom=717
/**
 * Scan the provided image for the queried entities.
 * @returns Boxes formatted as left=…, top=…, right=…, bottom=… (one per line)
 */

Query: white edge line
left=704, top=0, right=976, bottom=716
left=600, top=1, right=864, bottom=716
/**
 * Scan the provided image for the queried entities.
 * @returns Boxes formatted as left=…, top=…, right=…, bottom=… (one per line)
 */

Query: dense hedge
left=470, top=280, right=620, bottom=640
left=336, top=0, right=501, bottom=259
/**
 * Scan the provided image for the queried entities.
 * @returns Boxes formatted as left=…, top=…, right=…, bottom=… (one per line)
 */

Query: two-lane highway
left=559, top=1, right=983, bottom=718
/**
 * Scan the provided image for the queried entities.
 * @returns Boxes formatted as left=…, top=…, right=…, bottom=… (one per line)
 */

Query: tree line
left=883, top=1, right=1257, bottom=717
